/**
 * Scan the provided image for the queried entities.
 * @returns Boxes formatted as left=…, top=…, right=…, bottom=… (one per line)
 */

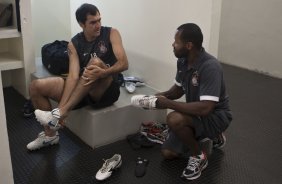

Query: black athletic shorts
left=162, top=110, right=232, bottom=155
left=73, top=80, right=120, bottom=110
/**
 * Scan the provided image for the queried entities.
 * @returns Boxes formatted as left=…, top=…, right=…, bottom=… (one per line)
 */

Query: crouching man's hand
left=155, top=95, right=168, bottom=109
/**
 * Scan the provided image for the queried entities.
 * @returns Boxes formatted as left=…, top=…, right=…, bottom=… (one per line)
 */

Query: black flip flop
left=135, top=157, right=149, bottom=177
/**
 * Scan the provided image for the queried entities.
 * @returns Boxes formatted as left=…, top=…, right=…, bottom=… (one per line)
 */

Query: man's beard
left=174, top=47, right=189, bottom=58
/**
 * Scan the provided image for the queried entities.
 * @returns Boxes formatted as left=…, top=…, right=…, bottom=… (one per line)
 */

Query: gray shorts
left=162, top=110, right=232, bottom=155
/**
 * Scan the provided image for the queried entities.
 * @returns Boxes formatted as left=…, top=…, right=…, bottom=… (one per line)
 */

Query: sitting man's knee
left=29, top=79, right=40, bottom=93
left=88, top=57, right=106, bottom=68
left=161, top=149, right=179, bottom=160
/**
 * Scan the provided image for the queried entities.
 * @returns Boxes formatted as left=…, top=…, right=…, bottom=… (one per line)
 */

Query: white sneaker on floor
left=96, top=154, right=122, bottom=181
left=125, top=82, right=136, bottom=93
left=131, top=95, right=158, bottom=110
left=34, top=108, right=61, bottom=130
left=135, top=81, right=145, bottom=87
left=27, top=131, right=59, bottom=151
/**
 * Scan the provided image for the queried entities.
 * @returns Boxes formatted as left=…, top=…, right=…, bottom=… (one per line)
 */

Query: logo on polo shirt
left=191, top=71, right=199, bottom=86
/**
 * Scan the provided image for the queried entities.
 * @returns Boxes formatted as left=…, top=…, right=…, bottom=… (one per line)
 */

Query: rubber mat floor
left=4, top=64, right=282, bottom=184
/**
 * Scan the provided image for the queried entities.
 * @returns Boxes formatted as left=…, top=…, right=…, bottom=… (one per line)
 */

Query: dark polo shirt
left=175, top=49, right=230, bottom=111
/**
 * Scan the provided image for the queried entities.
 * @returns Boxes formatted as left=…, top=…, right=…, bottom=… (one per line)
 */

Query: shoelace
left=51, top=108, right=61, bottom=128
left=150, top=124, right=168, bottom=134
left=139, top=96, right=154, bottom=106
left=213, top=137, right=219, bottom=143
left=53, top=120, right=59, bottom=128
left=153, top=123, right=167, bottom=130
left=37, top=131, right=57, bottom=139
left=38, top=132, right=45, bottom=138
left=213, top=135, right=223, bottom=145
left=35, top=132, right=51, bottom=145
left=186, top=157, right=201, bottom=171
left=100, top=159, right=110, bottom=173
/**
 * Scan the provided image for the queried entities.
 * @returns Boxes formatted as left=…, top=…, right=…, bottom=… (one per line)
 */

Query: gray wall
left=31, top=0, right=71, bottom=57
left=218, top=0, right=282, bottom=78
left=70, top=0, right=221, bottom=91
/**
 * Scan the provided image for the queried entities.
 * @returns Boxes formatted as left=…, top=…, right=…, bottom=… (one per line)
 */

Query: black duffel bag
left=41, top=40, right=69, bottom=75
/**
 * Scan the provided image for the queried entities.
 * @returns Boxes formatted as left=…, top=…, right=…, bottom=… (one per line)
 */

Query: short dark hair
left=75, top=3, right=100, bottom=24
left=177, top=23, right=203, bottom=49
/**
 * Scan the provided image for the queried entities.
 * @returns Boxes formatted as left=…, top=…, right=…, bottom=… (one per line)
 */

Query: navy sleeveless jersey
left=71, top=26, right=118, bottom=79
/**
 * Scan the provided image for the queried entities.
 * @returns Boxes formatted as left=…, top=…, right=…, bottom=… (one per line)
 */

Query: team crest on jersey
left=98, top=41, right=107, bottom=54
left=191, top=71, right=199, bottom=86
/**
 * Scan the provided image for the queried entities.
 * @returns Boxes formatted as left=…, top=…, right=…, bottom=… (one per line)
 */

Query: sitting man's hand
left=58, top=119, right=67, bottom=127
left=82, top=65, right=106, bottom=86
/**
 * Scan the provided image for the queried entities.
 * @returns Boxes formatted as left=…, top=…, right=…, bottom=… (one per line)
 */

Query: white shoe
left=131, top=95, right=158, bottom=110
left=34, top=108, right=61, bottom=130
left=96, top=154, right=122, bottom=181
left=27, top=131, right=59, bottom=151
left=125, top=82, right=136, bottom=93
left=124, top=76, right=145, bottom=87
left=135, top=81, right=145, bottom=87
left=124, top=76, right=143, bottom=82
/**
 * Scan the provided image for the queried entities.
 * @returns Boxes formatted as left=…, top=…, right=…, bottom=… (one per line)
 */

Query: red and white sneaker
left=181, top=152, right=208, bottom=180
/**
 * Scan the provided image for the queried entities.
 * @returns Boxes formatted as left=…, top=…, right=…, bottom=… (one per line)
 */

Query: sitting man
left=27, top=3, right=128, bottom=150
left=131, top=23, right=232, bottom=180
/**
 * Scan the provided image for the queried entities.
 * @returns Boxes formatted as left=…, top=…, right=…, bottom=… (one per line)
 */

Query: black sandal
left=135, top=157, right=149, bottom=177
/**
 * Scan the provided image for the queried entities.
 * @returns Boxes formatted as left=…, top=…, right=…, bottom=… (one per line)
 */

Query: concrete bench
left=32, top=58, right=167, bottom=148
